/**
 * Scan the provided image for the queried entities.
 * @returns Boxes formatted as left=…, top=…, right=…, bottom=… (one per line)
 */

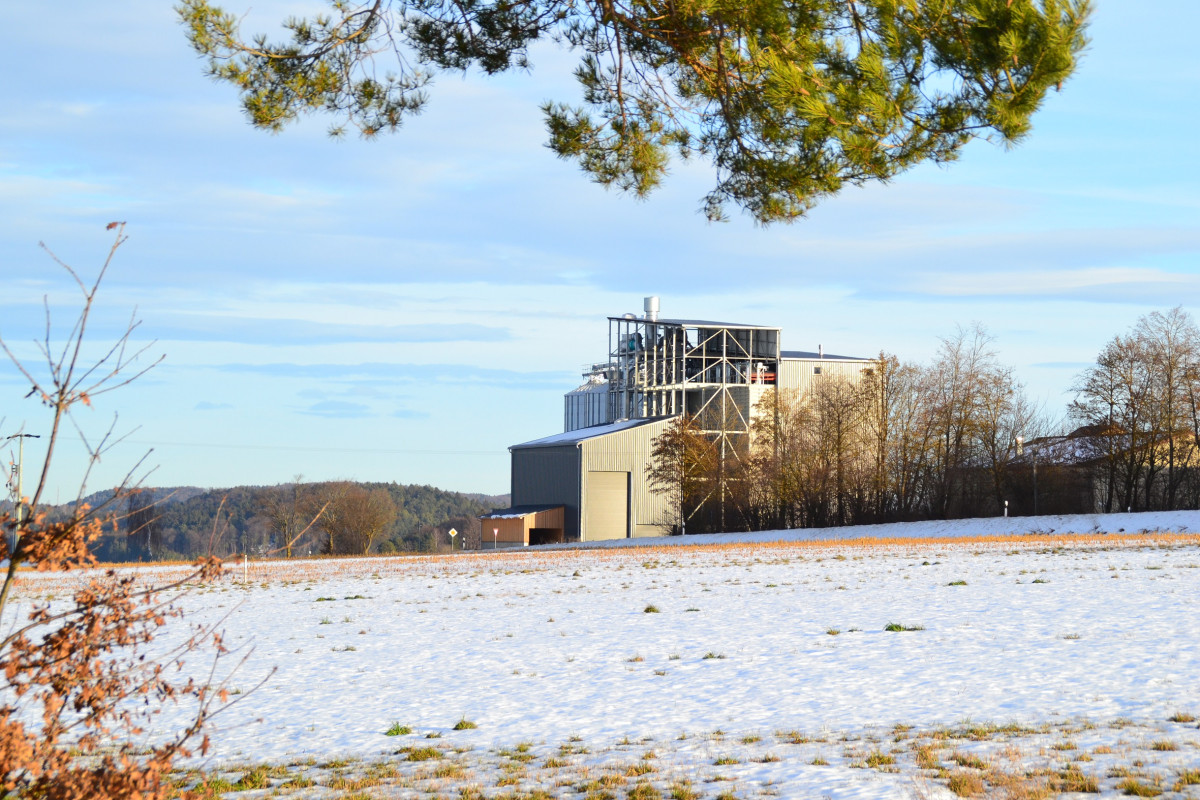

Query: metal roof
left=608, top=316, right=779, bottom=330
left=781, top=350, right=874, bottom=362
left=480, top=504, right=564, bottom=519
left=510, top=417, right=672, bottom=450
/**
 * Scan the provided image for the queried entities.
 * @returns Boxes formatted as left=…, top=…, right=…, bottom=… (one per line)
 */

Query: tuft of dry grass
left=1115, top=777, right=1162, bottom=797
left=668, top=781, right=699, bottom=800
left=916, top=744, right=941, bottom=771
left=982, top=768, right=1054, bottom=800
left=1052, top=766, right=1099, bottom=793
left=1175, top=769, right=1200, bottom=790
left=324, top=774, right=380, bottom=791
left=950, top=751, right=988, bottom=770
left=946, top=770, right=985, bottom=796
left=626, top=781, right=661, bottom=800
left=403, top=746, right=441, bottom=762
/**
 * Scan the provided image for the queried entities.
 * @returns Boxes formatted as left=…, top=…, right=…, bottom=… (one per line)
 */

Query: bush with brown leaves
left=0, top=224, right=232, bottom=800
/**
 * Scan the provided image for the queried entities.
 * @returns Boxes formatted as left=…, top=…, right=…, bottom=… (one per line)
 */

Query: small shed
left=479, top=505, right=566, bottom=548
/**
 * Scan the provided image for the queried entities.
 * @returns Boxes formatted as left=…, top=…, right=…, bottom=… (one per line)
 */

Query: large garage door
left=585, top=471, right=629, bottom=541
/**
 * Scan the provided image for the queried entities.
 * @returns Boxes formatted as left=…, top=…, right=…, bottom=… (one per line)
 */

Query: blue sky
left=1, top=1, right=1198, bottom=500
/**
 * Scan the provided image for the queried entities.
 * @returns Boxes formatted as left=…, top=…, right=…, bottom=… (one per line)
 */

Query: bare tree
left=258, top=476, right=321, bottom=558
left=1073, top=308, right=1200, bottom=511
left=126, top=489, right=164, bottom=560
left=1136, top=308, right=1200, bottom=508
left=315, top=483, right=398, bottom=555
left=648, top=415, right=718, bottom=534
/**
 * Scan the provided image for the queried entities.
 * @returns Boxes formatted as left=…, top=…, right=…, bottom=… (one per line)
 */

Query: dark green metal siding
left=511, top=445, right=582, bottom=541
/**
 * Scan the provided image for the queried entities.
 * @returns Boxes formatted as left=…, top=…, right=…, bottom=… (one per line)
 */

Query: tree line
left=651, top=309, right=1200, bottom=533
left=94, top=481, right=503, bottom=561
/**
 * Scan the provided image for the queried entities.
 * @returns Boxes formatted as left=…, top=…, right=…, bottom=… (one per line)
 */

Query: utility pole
left=1032, top=446, right=1039, bottom=517
left=5, top=433, right=41, bottom=556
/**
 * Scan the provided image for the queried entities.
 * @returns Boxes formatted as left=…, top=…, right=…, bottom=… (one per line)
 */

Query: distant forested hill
left=80, top=482, right=510, bottom=562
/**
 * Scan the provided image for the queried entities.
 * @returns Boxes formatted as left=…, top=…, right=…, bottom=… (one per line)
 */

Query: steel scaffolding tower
left=607, top=309, right=781, bottom=459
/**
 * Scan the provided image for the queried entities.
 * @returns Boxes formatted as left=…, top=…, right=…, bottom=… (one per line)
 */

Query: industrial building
left=481, top=298, right=875, bottom=546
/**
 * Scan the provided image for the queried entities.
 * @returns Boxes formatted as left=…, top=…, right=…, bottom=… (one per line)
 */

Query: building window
left=813, top=366, right=822, bottom=375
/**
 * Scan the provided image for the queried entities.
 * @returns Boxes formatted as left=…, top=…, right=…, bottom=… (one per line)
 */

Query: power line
left=121, top=439, right=506, bottom=456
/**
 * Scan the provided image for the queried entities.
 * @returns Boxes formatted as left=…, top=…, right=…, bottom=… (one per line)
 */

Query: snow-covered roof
left=480, top=504, right=564, bottom=519
left=566, top=380, right=608, bottom=396
left=511, top=417, right=673, bottom=450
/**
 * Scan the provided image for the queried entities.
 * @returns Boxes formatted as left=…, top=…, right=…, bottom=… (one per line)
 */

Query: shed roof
left=510, top=417, right=672, bottom=450
left=480, top=504, right=565, bottom=519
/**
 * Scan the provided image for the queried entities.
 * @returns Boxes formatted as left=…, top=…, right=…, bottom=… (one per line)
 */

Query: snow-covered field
left=11, top=516, right=1200, bottom=798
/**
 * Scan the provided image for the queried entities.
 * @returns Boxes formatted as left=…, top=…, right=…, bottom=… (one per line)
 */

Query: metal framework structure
left=607, top=314, right=781, bottom=457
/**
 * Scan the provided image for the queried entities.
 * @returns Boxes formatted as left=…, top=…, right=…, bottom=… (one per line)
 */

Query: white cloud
left=911, top=267, right=1198, bottom=299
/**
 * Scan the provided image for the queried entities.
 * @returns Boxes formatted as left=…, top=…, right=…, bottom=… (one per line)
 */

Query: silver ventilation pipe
left=644, top=296, right=660, bottom=322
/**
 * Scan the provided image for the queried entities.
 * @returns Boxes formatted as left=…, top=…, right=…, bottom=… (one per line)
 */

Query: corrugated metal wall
left=580, top=418, right=673, bottom=540
left=564, top=385, right=610, bottom=432
left=583, top=471, right=629, bottom=540
left=511, top=446, right=582, bottom=540
left=778, top=358, right=873, bottom=395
